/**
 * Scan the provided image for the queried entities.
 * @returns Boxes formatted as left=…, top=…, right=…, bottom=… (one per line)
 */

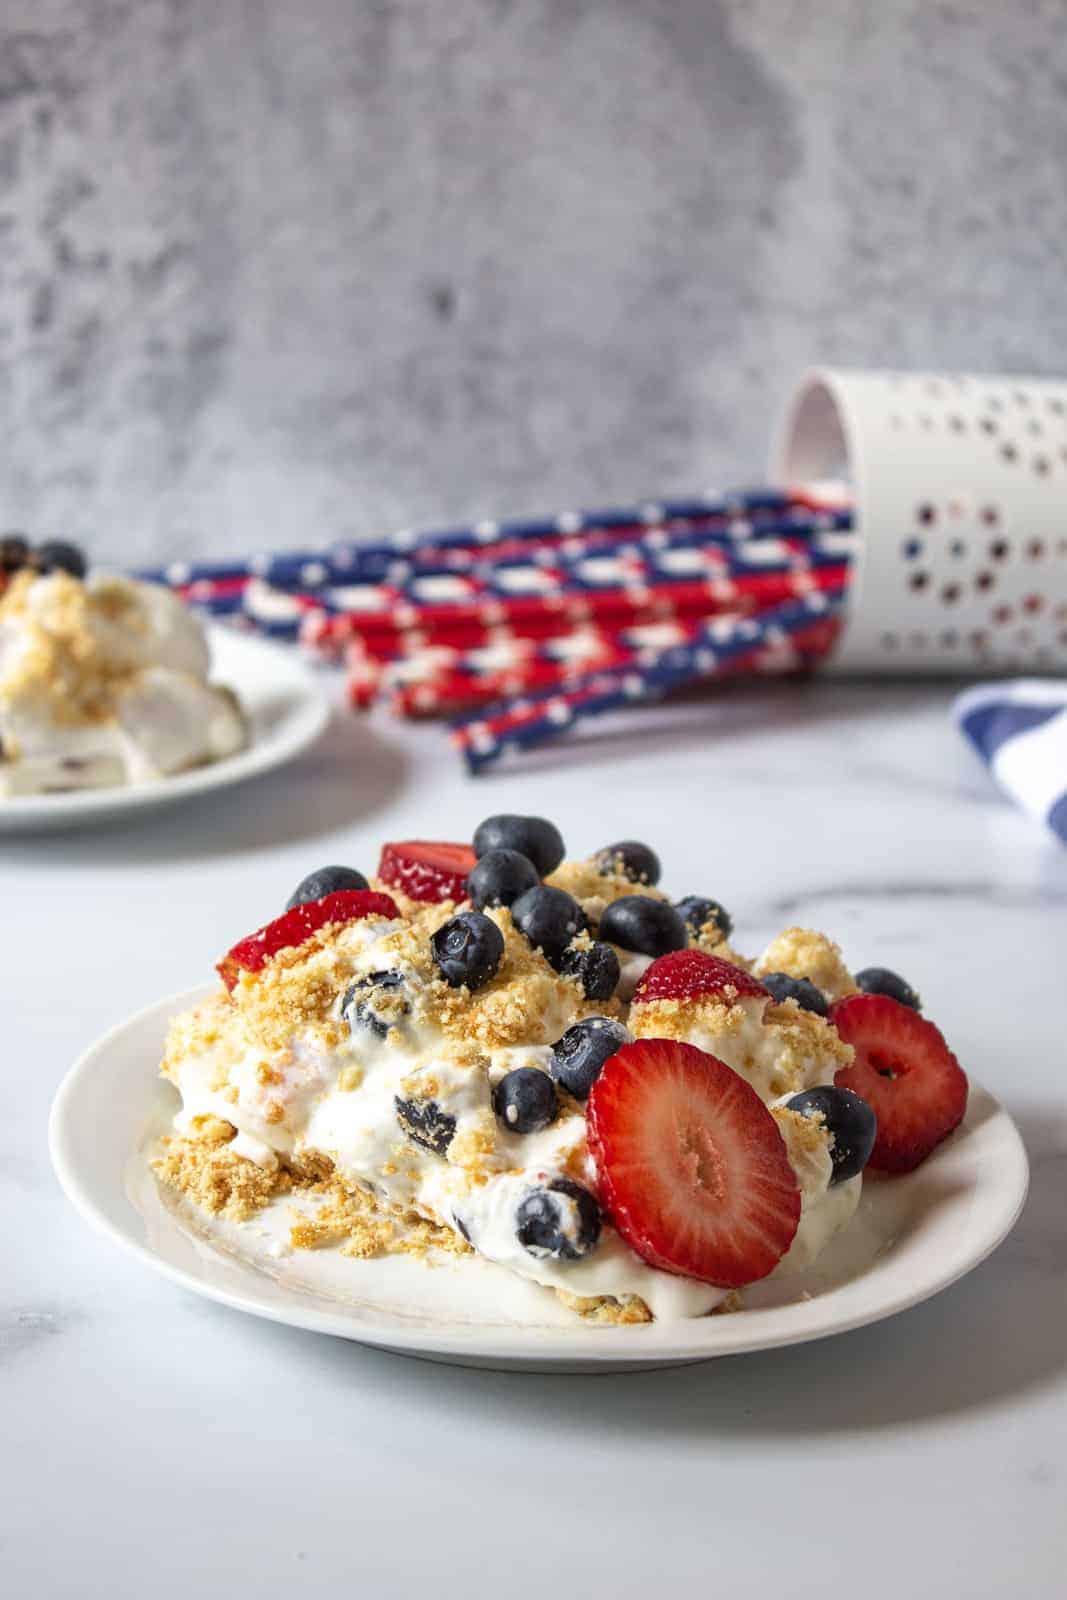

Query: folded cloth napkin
left=955, top=680, right=1067, bottom=843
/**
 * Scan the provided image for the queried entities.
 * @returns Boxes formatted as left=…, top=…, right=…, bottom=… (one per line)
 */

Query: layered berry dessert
left=156, top=818, right=969, bottom=1324
left=0, top=536, right=246, bottom=795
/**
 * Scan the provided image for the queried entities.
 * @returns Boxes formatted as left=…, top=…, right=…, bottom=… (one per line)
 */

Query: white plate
left=50, top=986, right=1030, bottom=1373
left=0, top=627, right=330, bottom=831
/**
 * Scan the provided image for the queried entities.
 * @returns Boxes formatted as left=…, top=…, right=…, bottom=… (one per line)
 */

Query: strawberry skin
left=632, top=948, right=770, bottom=1005
left=217, top=889, right=399, bottom=990
left=830, top=994, right=968, bottom=1174
left=378, top=840, right=477, bottom=904
left=587, top=1039, right=800, bottom=1287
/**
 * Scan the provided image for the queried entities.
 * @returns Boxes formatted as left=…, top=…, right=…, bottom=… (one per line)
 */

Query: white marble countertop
left=5, top=674, right=1066, bottom=1597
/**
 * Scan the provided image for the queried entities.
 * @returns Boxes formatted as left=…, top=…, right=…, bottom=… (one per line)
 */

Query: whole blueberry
left=558, top=940, right=621, bottom=1002
left=550, top=1016, right=630, bottom=1100
left=675, top=894, right=734, bottom=942
left=492, top=1068, right=559, bottom=1134
left=342, top=970, right=408, bottom=1039
left=594, top=840, right=661, bottom=886
left=0, top=533, right=30, bottom=573
left=473, top=814, right=565, bottom=876
left=466, top=848, right=540, bottom=910
left=33, top=539, right=87, bottom=579
left=855, top=966, right=922, bottom=1011
left=394, top=1096, right=456, bottom=1157
left=431, top=911, right=504, bottom=989
left=286, top=864, right=369, bottom=910
left=761, top=972, right=829, bottom=1017
left=786, top=1086, right=878, bottom=1185
left=515, top=1177, right=602, bottom=1260
left=598, top=895, right=687, bottom=957
left=510, top=884, right=587, bottom=965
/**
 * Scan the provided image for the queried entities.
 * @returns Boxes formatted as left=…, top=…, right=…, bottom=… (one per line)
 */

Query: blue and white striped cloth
left=955, top=681, right=1067, bottom=844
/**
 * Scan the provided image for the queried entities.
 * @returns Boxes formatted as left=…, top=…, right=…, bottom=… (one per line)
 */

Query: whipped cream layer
left=162, top=900, right=864, bottom=1322
left=0, top=570, right=245, bottom=794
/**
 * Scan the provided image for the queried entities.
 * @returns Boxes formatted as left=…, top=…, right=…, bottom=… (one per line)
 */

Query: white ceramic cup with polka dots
left=776, top=369, right=1067, bottom=673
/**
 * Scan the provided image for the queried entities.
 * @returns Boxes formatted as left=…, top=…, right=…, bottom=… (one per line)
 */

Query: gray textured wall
left=1, top=0, right=1065, bottom=564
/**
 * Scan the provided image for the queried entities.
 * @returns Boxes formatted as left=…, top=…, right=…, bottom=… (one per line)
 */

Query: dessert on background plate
left=0, top=535, right=246, bottom=796
left=155, top=818, right=969, bottom=1325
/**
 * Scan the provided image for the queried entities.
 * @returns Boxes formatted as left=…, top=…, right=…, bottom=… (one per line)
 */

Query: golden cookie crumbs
left=756, top=927, right=857, bottom=1002
left=546, top=857, right=666, bottom=911
left=286, top=1173, right=472, bottom=1262
left=556, top=1290, right=654, bottom=1325
left=631, top=996, right=750, bottom=1041
left=160, top=991, right=235, bottom=1083
left=231, top=914, right=397, bottom=1053
left=153, top=1133, right=291, bottom=1220
left=771, top=1103, right=830, bottom=1159
left=338, top=1064, right=364, bottom=1091
left=0, top=570, right=149, bottom=725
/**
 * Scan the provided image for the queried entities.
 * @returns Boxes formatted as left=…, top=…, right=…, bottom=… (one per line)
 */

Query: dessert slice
left=0, top=547, right=246, bottom=796
left=155, top=824, right=966, bottom=1326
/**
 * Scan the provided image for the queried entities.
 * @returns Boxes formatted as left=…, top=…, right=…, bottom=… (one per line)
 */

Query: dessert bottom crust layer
left=152, top=1119, right=741, bottom=1326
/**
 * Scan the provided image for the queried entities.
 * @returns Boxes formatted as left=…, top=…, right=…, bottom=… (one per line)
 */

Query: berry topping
left=558, top=940, right=621, bottom=1002
left=761, top=972, right=829, bottom=1017
left=33, top=539, right=87, bottom=579
left=217, top=889, right=399, bottom=990
left=594, top=840, right=661, bottom=885
left=675, top=894, right=734, bottom=942
left=515, top=1178, right=602, bottom=1260
left=830, top=994, right=968, bottom=1173
left=377, top=839, right=477, bottom=904
left=510, top=884, right=587, bottom=965
left=492, top=1068, right=559, bottom=1134
left=587, top=1040, right=801, bottom=1287
left=466, top=848, right=540, bottom=910
left=598, top=895, right=687, bottom=957
left=855, top=966, right=922, bottom=1012
left=430, top=911, right=505, bottom=989
left=286, top=864, right=369, bottom=911
left=550, top=1016, right=630, bottom=1099
left=0, top=533, right=30, bottom=573
left=785, top=1086, right=877, bottom=1184
left=394, top=1096, right=456, bottom=1157
left=473, top=814, right=565, bottom=877
left=632, top=948, right=770, bottom=1005
left=341, top=970, right=408, bottom=1039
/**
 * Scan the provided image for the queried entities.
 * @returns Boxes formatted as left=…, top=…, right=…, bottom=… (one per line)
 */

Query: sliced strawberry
left=377, top=839, right=476, bottom=904
left=632, top=948, right=770, bottom=1006
left=830, top=994, right=968, bottom=1174
left=217, top=889, right=399, bottom=990
left=587, top=1039, right=800, bottom=1287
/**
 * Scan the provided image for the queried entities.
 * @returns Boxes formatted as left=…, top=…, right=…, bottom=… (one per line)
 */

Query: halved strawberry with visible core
left=377, top=840, right=476, bottom=904
left=830, top=994, right=968, bottom=1174
left=632, top=948, right=770, bottom=1006
left=217, top=889, right=399, bottom=991
left=587, top=1039, right=800, bottom=1287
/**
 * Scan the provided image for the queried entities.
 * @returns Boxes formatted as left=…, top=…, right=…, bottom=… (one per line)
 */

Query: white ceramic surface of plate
left=0, top=626, right=330, bottom=831
left=50, top=986, right=1030, bottom=1373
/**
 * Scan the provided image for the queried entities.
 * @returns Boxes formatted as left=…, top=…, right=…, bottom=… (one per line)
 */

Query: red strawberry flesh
left=633, top=949, right=770, bottom=1005
left=830, top=993, right=968, bottom=1174
left=217, top=889, right=399, bottom=990
left=377, top=839, right=477, bottom=904
left=587, top=1039, right=800, bottom=1287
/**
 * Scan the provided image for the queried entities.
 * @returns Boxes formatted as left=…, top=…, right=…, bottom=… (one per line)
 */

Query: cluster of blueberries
left=0, top=534, right=88, bottom=580
left=440, top=813, right=734, bottom=1004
